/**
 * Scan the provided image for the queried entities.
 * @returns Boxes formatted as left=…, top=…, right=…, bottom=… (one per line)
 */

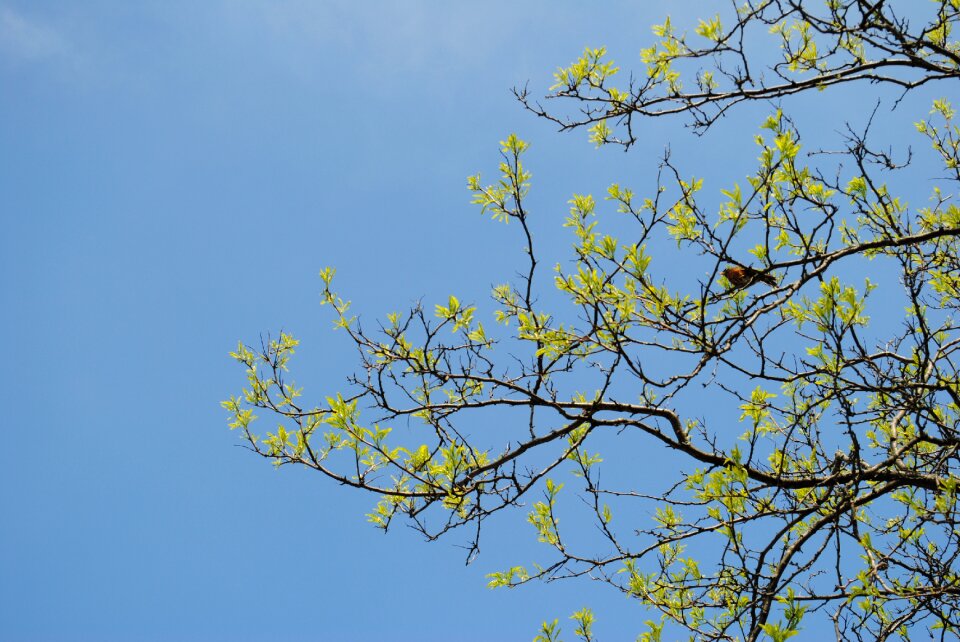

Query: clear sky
left=0, top=2, right=946, bottom=640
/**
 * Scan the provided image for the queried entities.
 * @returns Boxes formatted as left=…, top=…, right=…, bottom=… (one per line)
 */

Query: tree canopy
left=224, top=2, right=960, bottom=639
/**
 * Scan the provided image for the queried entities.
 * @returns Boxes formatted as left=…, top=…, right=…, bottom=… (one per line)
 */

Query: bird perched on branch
left=722, top=265, right=777, bottom=290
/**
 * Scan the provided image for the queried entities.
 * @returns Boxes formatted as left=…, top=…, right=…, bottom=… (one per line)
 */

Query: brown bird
left=722, top=265, right=777, bottom=289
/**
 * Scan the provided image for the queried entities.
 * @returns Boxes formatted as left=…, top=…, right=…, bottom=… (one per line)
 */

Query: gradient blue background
left=0, top=2, right=944, bottom=640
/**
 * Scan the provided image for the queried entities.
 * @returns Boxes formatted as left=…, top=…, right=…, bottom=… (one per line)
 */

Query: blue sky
left=0, top=2, right=946, bottom=640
